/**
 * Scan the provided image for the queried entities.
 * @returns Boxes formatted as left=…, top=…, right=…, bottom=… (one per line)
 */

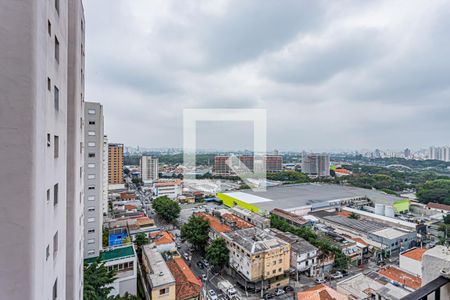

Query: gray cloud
left=84, top=0, right=450, bottom=151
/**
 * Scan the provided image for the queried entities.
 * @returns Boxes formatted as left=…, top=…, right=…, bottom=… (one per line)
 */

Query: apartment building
left=0, top=0, right=85, bottom=299
left=301, top=153, right=330, bottom=177
left=84, top=102, right=105, bottom=258
left=214, top=155, right=283, bottom=176
left=141, top=155, right=159, bottom=183
left=102, top=135, right=109, bottom=214
left=222, top=228, right=291, bottom=292
left=109, top=143, right=124, bottom=184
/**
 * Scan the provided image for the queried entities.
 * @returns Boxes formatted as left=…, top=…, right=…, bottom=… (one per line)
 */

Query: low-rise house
left=120, top=191, right=137, bottom=200
left=222, top=227, right=290, bottom=292
left=377, top=265, right=422, bottom=291
left=399, top=247, right=426, bottom=278
left=269, top=228, right=318, bottom=276
left=166, top=257, right=202, bottom=300
left=298, top=284, right=348, bottom=300
left=194, top=212, right=231, bottom=240
left=337, top=272, right=410, bottom=300
left=85, top=245, right=137, bottom=297
left=229, top=206, right=270, bottom=229
left=270, top=208, right=310, bottom=227
left=150, top=231, right=177, bottom=253
left=222, top=213, right=255, bottom=229
left=142, top=245, right=176, bottom=300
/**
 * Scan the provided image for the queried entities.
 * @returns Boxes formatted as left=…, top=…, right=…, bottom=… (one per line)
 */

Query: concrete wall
left=422, top=246, right=450, bottom=300
left=0, top=1, right=83, bottom=299
left=399, top=255, right=422, bottom=277
left=84, top=102, right=104, bottom=258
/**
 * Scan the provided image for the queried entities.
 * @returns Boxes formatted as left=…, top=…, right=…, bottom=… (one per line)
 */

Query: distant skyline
left=85, top=1, right=450, bottom=150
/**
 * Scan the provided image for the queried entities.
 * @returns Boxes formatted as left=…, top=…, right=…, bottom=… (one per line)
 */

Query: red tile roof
left=166, top=257, right=201, bottom=300
left=337, top=211, right=352, bottom=217
left=378, top=266, right=422, bottom=290
left=427, top=202, right=450, bottom=211
left=297, top=284, right=348, bottom=300
left=150, top=231, right=175, bottom=245
left=222, top=213, right=254, bottom=229
left=194, top=212, right=231, bottom=233
left=401, top=247, right=427, bottom=262
left=352, top=237, right=369, bottom=247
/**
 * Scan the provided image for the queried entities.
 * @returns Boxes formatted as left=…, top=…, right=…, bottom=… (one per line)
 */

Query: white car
left=202, top=274, right=207, bottom=281
left=315, top=278, right=326, bottom=284
left=275, top=289, right=285, bottom=296
left=208, top=289, right=218, bottom=300
left=183, top=253, right=190, bottom=261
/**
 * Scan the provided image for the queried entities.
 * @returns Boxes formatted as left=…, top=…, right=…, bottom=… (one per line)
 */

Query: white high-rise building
left=102, top=135, right=109, bottom=215
left=141, top=155, right=159, bottom=183
left=0, top=0, right=86, bottom=299
left=429, top=146, right=450, bottom=162
left=301, top=153, right=330, bottom=177
left=84, top=102, right=105, bottom=259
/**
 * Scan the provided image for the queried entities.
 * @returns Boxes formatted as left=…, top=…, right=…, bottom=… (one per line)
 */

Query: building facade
left=108, top=143, right=124, bottom=184
left=84, top=102, right=105, bottom=258
left=214, top=155, right=283, bottom=176
left=0, top=0, right=85, bottom=299
left=223, top=228, right=291, bottom=292
left=429, top=146, right=450, bottom=162
left=301, top=153, right=330, bottom=177
left=102, top=135, right=109, bottom=214
left=141, top=155, right=159, bottom=183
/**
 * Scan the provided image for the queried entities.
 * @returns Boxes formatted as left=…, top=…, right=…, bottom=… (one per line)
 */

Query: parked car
left=208, top=289, right=218, bottom=300
left=203, top=259, right=209, bottom=267
left=331, top=271, right=343, bottom=279
left=183, top=253, right=190, bottom=261
left=202, top=274, right=207, bottom=281
left=196, top=261, right=205, bottom=269
left=315, top=278, right=326, bottom=284
left=341, top=270, right=349, bottom=277
left=263, top=293, right=274, bottom=299
left=284, top=286, right=294, bottom=292
left=275, top=289, right=285, bottom=296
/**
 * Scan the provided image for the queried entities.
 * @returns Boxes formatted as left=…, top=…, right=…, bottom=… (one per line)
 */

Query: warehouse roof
left=223, top=183, right=404, bottom=212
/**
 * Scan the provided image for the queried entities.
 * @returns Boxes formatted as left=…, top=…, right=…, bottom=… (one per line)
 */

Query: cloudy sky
left=84, top=0, right=450, bottom=152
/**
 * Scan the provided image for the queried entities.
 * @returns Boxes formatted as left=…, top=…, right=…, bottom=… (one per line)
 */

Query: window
left=88, top=153, right=95, bottom=158
left=55, top=0, right=60, bottom=15
left=53, top=231, right=58, bottom=257
left=87, top=174, right=95, bottom=179
left=46, top=245, right=50, bottom=260
left=88, top=207, right=95, bottom=212
left=87, top=196, right=95, bottom=201
left=47, top=77, right=51, bottom=91
left=47, top=133, right=51, bottom=147
left=48, top=20, right=51, bottom=35
left=81, top=19, right=84, bottom=32
left=54, top=135, right=59, bottom=158
left=88, top=186, right=95, bottom=190
left=52, top=278, right=58, bottom=300
left=47, top=189, right=50, bottom=201
left=87, top=217, right=95, bottom=223
left=87, top=250, right=95, bottom=255
left=159, top=288, right=169, bottom=296
left=54, top=36, right=59, bottom=62
left=88, top=163, right=95, bottom=168
left=88, top=121, right=95, bottom=125
left=88, top=109, right=96, bottom=115
left=88, top=142, right=96, bottom=147
left=87, top=239, right=95, bottom=245
left=87, top=131, right=95, bottom=136
left=53, top=183, right=58, bottom=205
left=88, top=229, right=95, bottom=234
left=54, top=86, right=59, bottom=110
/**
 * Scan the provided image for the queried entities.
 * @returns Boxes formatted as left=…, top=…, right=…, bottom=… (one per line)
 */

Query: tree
left=417, top=179, right=450, bottom=204
left=348, top=212, right=359, bottom=220
left=134, top=232, right=149, bottom=247
left=444, top=214, right=450, bottom=225
left=108, top=292, right=139, bottom=300
left=84, top=257, right=117, bottom=300
left=181, top=215, right=210, bottom=250
left=206, top=238, right=229, bottom=270
left=152, top=196, right=181, bottom=223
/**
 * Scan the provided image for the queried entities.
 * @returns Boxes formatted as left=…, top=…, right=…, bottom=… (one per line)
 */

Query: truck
left=218, top=280, right=237, bottom=299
